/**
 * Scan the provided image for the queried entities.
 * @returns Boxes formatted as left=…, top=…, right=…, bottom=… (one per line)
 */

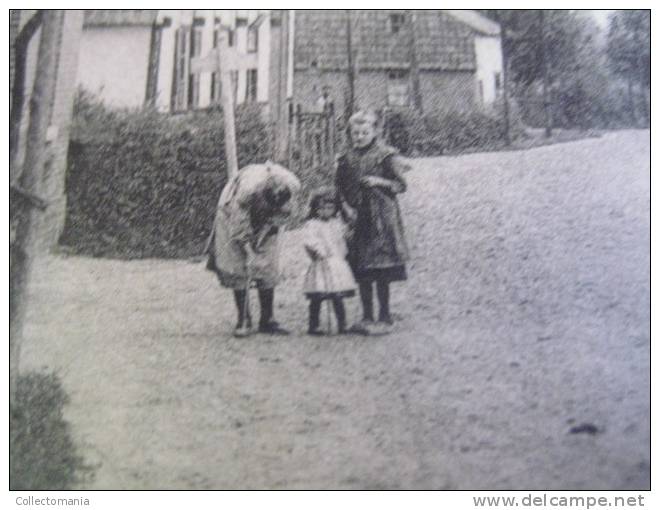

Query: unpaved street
left=20, top=130, right=650, bottom=489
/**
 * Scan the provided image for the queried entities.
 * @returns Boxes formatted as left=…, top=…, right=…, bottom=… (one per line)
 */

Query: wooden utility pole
left=10, top=11, right=43, bottom=176
left=345, top=10, right=356, bottom=118
left=408, top=10, right=423, bottom=113
left=216, top=27, right=239, bottom=178
left=538, top=11, right=553, bottom=138
left=10, top=10, right=61, bottom=404
left=493, top=11, right=511, bottom=146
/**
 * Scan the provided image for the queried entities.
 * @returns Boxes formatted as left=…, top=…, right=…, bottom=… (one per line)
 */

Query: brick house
left=292, top=10, right=502, bottom=116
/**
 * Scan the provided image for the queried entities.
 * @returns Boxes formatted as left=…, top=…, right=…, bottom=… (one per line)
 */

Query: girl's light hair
left=349, top=110, right=378, bottom=128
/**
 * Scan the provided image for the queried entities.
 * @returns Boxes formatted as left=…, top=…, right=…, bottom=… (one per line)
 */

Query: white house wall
left=155, top=9, right=269, bottom=110
left=197, top=10, right=215, bottom=108
left=256, top=15, right=270, bottom=103
left=77, top=26, right=152, bottom=108
left=474, top=35, right=503, bottom=105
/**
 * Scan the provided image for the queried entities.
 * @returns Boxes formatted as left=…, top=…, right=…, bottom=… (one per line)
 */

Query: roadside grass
left=10, top=372, right=95, bottom=489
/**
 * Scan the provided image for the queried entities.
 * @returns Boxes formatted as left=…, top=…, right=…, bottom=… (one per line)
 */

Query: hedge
left=59, top=91, right=271, bottom=259
left=384, top=104, right=526, bottom=156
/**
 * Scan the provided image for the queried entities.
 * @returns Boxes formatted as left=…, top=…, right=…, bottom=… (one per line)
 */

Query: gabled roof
left=444, top=10, right=500, bottom=36
left=84, top=10, right=157, bottom=28
left=295, top=10, right=477, bottom=72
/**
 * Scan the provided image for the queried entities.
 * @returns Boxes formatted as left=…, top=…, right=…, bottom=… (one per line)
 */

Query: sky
left=590, top=10, right=613, bottom=28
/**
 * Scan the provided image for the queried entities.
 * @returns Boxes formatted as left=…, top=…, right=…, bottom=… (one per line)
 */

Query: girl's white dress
left=302, top=217, right=357, bottom=297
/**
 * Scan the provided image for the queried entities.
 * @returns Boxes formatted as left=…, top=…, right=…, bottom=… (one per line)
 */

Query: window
left=247, top=24, right=258, bottom=52
left=246, top=69, right=258, bottom=103
left=188, top=28, right=202, bottom=108
left=171, top=27, right=190, bottom=111
left=211, top=72, right=219, bottom=103
left=213, top=28, right=234, bottom=48
left=211, top=71, right=239, bottom=105
left=230, top=70, right=239, bottom=104
left=387, top=69, right=409, bottom=106
left=390, top=13, right=406, bottom=34
left=388, top=69, right=407, bottom=80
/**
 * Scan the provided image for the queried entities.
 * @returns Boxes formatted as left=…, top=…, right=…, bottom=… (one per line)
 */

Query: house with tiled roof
left=74, top=9, right=501, bottom=116
left=292, top=10, right=503, bottom=115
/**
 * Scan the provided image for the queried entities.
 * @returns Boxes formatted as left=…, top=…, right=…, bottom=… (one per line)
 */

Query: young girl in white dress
left=302, top=187, right=357, bottom=335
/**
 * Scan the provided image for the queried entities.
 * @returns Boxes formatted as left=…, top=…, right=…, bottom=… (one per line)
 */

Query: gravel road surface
left=21, top=130, right=650, bottom=489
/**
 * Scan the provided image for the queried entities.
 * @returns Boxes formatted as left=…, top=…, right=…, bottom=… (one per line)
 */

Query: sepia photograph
left=9, top=7, right=650, bottom=493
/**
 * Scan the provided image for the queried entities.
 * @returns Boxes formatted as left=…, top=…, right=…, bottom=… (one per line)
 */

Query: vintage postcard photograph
left=9, top=7, right=650, bottom=494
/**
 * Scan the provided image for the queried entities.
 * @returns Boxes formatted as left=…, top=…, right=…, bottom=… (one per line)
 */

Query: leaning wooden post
left=10, top=10, right=62, bottom=406
left=216, top=27, right=239, bottom=179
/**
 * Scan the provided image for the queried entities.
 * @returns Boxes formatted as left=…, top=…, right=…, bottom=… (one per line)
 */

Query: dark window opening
left=390, top=13, right=406, bottom=34
left=388, top=69, right=407, bottom=80
left=247, top=25, right=258, bottom=52
left=246, top=69, right=258, bottom=103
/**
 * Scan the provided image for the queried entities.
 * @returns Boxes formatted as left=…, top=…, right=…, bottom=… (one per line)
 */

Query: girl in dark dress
left=335, top=111, right=409, bottom=334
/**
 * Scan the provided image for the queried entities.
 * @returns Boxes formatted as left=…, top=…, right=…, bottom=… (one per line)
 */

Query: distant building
left=77, top=10, right=273, bottom=112
left=74, top=9, right=502, bottom=116
left=77, top=10, right=157, bottom=109
left=292, top=10, right=503, bottom=116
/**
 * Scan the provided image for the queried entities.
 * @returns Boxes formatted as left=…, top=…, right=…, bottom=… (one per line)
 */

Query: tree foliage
left=607, top=10, right=650, bottom=87
left=479, top=10, right=641, bottom=129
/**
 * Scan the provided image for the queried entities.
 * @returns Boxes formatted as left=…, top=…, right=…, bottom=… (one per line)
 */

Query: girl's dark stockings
left=309, top=297, right=347, bottom=332
left=359, top=281, right=391, bottom=323
left=376, top=280, right=391, bottom=322
left=359, top=282, right=374, bottom=321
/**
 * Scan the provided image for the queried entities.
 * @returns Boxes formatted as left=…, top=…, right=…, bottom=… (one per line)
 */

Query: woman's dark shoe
left=347, top=320, right=371, bottom=335
left=308, top=328, right=325, bottom=336
left=258, top=320, right=290, bottom=335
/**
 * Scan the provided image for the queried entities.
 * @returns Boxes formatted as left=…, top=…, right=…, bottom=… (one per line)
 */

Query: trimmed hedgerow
left=385, top=103, right=526, bottom=156
left=60, top=91, right=271, bottom=259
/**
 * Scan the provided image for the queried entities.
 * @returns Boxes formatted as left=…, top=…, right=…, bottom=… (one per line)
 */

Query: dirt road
left=20, top=130, right=650, bottom=489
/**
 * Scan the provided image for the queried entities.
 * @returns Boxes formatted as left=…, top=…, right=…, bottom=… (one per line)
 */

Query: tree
left=480, top=10, right=610, bottom=130
left=607, top=10, right=650, bottom=124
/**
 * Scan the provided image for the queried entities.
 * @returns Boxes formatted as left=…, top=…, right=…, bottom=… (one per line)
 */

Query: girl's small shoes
left=347, top=320, right=372, bottom=335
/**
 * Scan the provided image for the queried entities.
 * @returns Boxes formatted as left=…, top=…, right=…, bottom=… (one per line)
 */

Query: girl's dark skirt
left=353, top=265, right=407, bottom=283
left=305, top=290, right=356, bottom=301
